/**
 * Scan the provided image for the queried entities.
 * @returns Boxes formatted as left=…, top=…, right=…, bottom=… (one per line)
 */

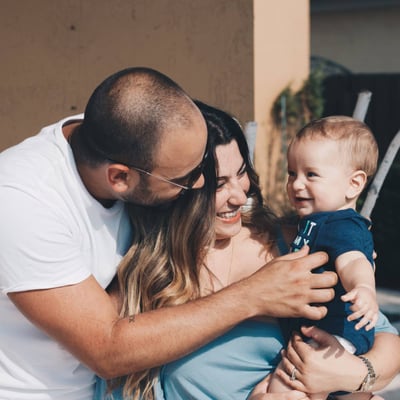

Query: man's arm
left=9, top=246, right=335, bottom=379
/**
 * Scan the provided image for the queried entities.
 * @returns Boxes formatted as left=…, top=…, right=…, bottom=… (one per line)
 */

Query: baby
left=269, top=116, right=380, bottom=399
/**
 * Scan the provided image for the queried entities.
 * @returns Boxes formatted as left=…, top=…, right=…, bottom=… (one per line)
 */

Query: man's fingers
left=277, top=244, right=310, bottom=260
left=309, top=270, right=337, bottom=289
left=308, top=287, right=335, bottom=303
left=301, top=304, right=328, bottom=321
left=281, top=248, right=329, bottom=273
left=247, top=248, right=335, bottom=320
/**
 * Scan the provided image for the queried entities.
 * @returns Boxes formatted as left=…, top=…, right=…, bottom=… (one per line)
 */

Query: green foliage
left=300, top=69, right=325, bottom=121
left=272, top=69, right=325, bottom=128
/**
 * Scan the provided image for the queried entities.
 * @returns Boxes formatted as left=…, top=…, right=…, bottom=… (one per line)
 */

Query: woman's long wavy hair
left=198, top=101, right=277, bottom=236
left=114, top=101, right=277, bottom=399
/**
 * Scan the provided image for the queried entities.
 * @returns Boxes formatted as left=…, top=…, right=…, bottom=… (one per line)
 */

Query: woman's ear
left=346, top=170, right=367, bottom=200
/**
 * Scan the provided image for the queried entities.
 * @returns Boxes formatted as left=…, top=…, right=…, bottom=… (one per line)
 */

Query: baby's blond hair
left=291, top=116, right=379, bottom=180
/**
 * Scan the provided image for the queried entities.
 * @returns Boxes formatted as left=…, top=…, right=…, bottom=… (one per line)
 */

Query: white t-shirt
left=0, top=115, right=132, bottom=399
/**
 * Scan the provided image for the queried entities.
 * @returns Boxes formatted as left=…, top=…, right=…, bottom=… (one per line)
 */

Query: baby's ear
left=346, top=170, right=367, bottom=199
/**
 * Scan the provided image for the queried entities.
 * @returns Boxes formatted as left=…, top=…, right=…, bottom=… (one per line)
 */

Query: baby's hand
left=341, top=285, right=379, bottom=331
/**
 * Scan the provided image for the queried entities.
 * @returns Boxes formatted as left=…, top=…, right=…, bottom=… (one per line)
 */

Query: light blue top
left=157, top=319, right=283, bottom=400
left=94, top=229, right=398, bottom=399
left=94, top=312, right=397, bottom=400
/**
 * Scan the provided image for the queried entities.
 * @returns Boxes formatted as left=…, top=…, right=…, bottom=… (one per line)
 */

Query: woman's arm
left=361, top=332, right=400, bottom=390
left=275, top=326, right=400, bottom=394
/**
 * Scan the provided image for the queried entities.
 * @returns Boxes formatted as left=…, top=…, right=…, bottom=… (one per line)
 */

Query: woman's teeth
left=218, top=210, right=238, bottom=219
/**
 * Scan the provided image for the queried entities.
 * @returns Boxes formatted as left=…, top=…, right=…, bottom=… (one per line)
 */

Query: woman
left=155, top=100, right=288, bottom=398
left=96, top=102, right=400, bottom=400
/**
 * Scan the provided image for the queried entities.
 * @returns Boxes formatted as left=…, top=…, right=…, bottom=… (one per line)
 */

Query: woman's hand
left=248, top=375, right=309, bottom=400
left=274, top=326, right=365, bottom=394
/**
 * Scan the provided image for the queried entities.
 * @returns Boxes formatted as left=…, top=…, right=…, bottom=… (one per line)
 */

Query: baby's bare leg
left=267, top=360, right=294, bottom=393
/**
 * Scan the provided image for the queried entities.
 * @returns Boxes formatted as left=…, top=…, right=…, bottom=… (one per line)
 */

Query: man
left=0, top=67, right=336, bottom=399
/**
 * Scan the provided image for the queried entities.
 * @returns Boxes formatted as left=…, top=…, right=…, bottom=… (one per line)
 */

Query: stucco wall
left=0, top=0, right=253, bottom=150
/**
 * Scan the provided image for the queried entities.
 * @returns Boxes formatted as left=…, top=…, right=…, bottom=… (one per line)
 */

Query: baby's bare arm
left=336, top=251, right=378, bottom=330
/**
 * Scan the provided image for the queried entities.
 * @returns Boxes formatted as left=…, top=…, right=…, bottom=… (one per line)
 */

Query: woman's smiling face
left=214, top=140, right=250, bottom=240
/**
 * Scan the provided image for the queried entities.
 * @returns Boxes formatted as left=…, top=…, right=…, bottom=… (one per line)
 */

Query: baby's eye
left=307, top=171, right=318, bottom=178
left=287, top=170, right=296, bottom=177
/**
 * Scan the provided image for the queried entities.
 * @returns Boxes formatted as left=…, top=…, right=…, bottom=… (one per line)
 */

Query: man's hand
left=241, top=246, right=336, bottom=320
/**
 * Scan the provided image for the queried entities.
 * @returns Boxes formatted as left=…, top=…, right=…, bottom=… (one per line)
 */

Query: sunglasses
left=108, top=149, right=208, bottom=196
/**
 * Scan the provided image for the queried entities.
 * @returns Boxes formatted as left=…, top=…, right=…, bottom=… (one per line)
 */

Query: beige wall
left=1, top=0, right=310, bottom=209
left=0, top=0, right=253, bottom=150
left=254, top=0, right=309, bottom=209
left=311, top=6, right=400, bottom=73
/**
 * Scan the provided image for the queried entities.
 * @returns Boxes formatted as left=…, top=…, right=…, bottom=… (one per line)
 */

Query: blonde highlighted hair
left=114, top=186, right=215, bottom=399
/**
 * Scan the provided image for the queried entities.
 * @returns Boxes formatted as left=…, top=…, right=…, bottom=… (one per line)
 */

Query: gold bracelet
left=353, top=355, right=377, bottom=392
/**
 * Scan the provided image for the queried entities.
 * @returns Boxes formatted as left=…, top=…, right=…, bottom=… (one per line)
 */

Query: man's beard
left=121, top=177, right=178, bottom=209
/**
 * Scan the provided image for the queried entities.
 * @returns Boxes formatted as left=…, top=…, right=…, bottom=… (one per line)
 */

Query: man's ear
left=106, top=164, right=138, bottom=193
left=346, top=170, right=367, bottom=199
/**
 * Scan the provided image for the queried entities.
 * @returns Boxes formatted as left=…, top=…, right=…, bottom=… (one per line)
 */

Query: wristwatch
left=353, top=355, right=377, bottom=392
